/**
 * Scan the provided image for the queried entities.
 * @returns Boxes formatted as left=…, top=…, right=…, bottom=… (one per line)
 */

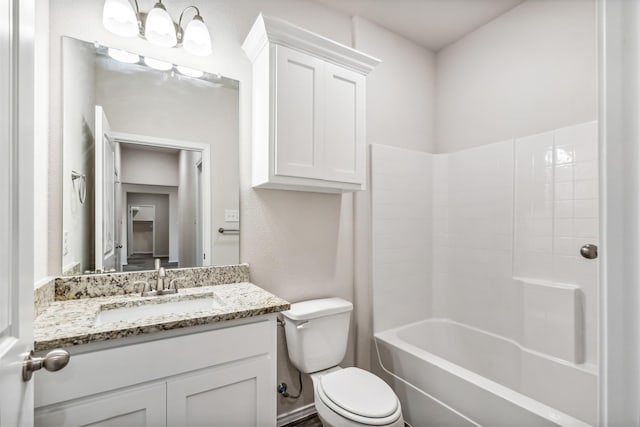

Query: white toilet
left=281, top=298, right=404, bottom=427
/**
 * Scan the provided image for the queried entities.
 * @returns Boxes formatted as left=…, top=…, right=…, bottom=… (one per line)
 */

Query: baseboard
left=277, top=403, right=317, bottom=427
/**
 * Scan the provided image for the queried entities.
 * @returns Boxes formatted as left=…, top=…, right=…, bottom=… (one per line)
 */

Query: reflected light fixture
left=144, top=56, right=173, bottom=71
left=107, top=47, right=140, bottom=64
left=102, top=0, right=212, bottom=56
left=176, top=65, right=204, bottom=78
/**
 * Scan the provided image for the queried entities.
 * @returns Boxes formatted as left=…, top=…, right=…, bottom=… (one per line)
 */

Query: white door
left=113, top=142, right=123, bottom=271
left=0, top=0, right=35, bottom=425
left=195, top=161, right=203, bottom=267
left=95, top=106, right=117, bottom=272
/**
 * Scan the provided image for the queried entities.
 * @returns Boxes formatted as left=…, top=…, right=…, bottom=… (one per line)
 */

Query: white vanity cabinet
left=243, top=14, right=380, bottom=193
left=34, top=316, right=277, bottom=427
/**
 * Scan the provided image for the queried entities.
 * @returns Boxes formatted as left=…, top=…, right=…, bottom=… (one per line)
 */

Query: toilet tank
left=281, top=298, right=353, bottom=373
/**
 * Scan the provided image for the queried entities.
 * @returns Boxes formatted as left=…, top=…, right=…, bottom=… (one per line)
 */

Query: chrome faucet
left=156, top=267, right=166, bottom=291
left=155, top=260, right=177, bottom=295
left=135, top=259, right=179, bottom=297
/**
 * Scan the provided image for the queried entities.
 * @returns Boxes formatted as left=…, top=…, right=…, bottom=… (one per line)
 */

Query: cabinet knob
left=23, top=349, right=70, bottom=381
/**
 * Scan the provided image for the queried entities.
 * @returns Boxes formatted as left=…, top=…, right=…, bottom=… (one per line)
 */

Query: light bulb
left=102, top=0, right=138, bottom=37
left=176, top=65, right=204, bottom=78
left=144, top=2, right=177, bottom=47
left=144, top=57, right=173, bottom=71
left=183, top=15, right=212, bottom=56
left=108, top=48, right=140, bottom=64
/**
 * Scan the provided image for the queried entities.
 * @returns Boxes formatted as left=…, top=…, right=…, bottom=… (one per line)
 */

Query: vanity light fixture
left=102, top=0, right=212, bottom=56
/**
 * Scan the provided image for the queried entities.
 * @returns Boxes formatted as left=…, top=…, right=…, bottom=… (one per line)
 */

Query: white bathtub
left=375, top=319, right=597, bottom=426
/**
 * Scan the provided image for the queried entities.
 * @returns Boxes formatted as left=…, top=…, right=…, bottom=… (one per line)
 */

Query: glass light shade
left=102, top=0, right=139, bottom=37
left=176, top=65, right=204, bottom=78
left=182, top=16, right=212, bottom=56
left=108, top=48, right=140, bottom=64
left=144, top=4, right=177, bottom=47
left=144, top=57, right=173, bottom=71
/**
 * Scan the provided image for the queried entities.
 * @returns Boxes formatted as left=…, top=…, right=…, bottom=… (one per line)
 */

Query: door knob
left=23, top=349, right=70, bottom=381
left=580, top=244, right=598, bottom=260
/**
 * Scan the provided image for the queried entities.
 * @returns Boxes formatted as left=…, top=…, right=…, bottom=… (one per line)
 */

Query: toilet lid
left=318, top=367, right=399, bottom=419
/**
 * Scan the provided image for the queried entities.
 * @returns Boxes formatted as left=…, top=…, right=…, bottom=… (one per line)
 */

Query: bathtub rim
left=374, top=317, right=595, bottom=427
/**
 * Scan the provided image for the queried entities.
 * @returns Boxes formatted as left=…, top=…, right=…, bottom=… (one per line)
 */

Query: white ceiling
left=314, top=0, right=526, bottom=51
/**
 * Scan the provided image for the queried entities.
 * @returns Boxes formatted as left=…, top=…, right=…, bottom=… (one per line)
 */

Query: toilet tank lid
left=282, top=297, right=353, bottom=321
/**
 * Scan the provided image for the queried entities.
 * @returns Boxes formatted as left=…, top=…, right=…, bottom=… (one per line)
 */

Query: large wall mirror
left=62, top=37, right=239, bottom=276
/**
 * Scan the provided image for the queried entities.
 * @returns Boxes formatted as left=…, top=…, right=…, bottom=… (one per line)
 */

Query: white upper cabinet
left=243, top=14, right=380, bottom=193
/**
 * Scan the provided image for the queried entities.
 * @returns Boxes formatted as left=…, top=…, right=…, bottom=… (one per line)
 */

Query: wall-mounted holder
left=71, top=170, right=86, bottom=204
left=218, top=227, right=239, bottom=235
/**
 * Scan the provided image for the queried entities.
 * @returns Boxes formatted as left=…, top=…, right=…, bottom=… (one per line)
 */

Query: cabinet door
left=166, top=355, right=274, bottom=427
left=323, top=62, right=366, bottom=184
left=34, top=382, right=166, bottom=427
left=274, top=45, right=324, bottom=179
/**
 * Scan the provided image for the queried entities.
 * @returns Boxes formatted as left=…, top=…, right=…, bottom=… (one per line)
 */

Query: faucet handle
left=134, top=280, right=157, bottom=297
left=169, top=277, right=187, bottom=290
left=156, top=277, right=184, bottom=295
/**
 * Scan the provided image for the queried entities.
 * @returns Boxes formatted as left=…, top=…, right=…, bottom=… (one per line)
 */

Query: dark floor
left=283, top=413, right=409, bottom=427
left=283, top=413, right=323, bottom=427
left=122, top=254, right=178, bottom=272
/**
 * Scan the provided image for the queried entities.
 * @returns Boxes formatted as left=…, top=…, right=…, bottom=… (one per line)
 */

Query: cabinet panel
left=323, top=63, right=365, bottom=184
left=35, top=383, right=166, bottom=427
left=167, top=355, right=274, bottom=427
left=275, top=45, right=324, bottom=179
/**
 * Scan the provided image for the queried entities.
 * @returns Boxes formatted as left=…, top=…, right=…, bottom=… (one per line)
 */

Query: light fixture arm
left=176, top=5, right=201, bottom=43
left=126, top=0, right=143, bottom=32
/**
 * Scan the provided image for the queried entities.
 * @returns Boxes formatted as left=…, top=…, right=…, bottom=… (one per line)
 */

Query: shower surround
left=371, top=121, right=598, bottom=425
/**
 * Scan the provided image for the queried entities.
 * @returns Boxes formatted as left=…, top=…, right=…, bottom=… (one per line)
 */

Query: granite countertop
left=34, top=282, right=290, bottom=352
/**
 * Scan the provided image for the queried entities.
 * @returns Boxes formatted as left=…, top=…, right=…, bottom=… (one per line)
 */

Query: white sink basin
left=95, top=295, right=224, bottom=326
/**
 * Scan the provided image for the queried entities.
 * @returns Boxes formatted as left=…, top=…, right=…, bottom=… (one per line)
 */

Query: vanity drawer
left=35, top=317, right=276, bottom=408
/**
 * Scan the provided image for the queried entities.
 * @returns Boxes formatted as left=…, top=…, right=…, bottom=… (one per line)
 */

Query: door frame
left=598, top=0, right=640, bottom=424
left=128, top=205, right=156, bottom=256
left=0, top=0, right=35, bottom=425
left=112, top=132, right=211, bottom=267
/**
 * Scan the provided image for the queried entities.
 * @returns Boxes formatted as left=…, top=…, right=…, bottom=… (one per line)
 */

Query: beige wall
left=351, top=17, right=437, bottom=371
left=353, top=17, right=437, bottom=153
left=435, top=0, right=597, bottom=152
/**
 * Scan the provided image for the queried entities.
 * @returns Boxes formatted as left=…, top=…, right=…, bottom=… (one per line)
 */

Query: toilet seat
left=316, top=367, right=402, bottom=426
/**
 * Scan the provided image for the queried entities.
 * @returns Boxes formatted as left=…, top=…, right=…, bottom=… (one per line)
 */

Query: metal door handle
left=23, top=349, right=70, bottom=381
left=580, top=244, right=598, bottom=260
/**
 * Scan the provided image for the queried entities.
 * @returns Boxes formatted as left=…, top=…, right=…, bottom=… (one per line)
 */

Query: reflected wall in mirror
left=62, top=37, right=239, bottom=276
